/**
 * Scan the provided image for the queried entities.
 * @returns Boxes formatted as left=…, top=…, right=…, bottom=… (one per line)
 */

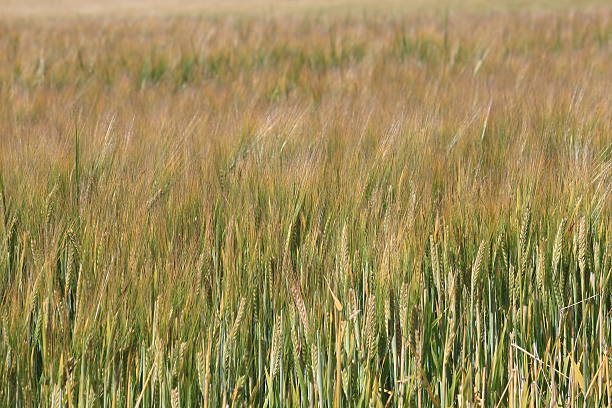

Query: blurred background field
left=1, top=0, right=611, bottom=17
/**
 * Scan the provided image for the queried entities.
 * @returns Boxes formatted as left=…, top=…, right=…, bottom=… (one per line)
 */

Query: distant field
left=1, top=0, right=611, bottom=17
left=0, top=1, right=610, bottom=407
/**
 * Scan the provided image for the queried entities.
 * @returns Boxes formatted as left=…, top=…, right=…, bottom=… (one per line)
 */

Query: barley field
left=0, top=1, right=610, bottom=407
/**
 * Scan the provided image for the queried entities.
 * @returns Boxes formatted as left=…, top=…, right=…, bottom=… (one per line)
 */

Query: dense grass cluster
left=0, top=5, right=610, bottom=407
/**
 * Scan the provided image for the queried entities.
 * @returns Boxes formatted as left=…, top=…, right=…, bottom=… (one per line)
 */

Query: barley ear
left=288, top=273, right=310, bottom=342
left=228, top=297, right=247, bottom=344
left=471, top=240, right=485, bottom=314
left=536, top=244, right=545, bottom=297
left=270, top=314, right=283, bottom=379
left=399, top=282, right=410, bottom=341
left=171, top=387, right=180, bottom=408
left=578, top=216, right=587, bottom=274
left=364, top=295, right=377, bottom=361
